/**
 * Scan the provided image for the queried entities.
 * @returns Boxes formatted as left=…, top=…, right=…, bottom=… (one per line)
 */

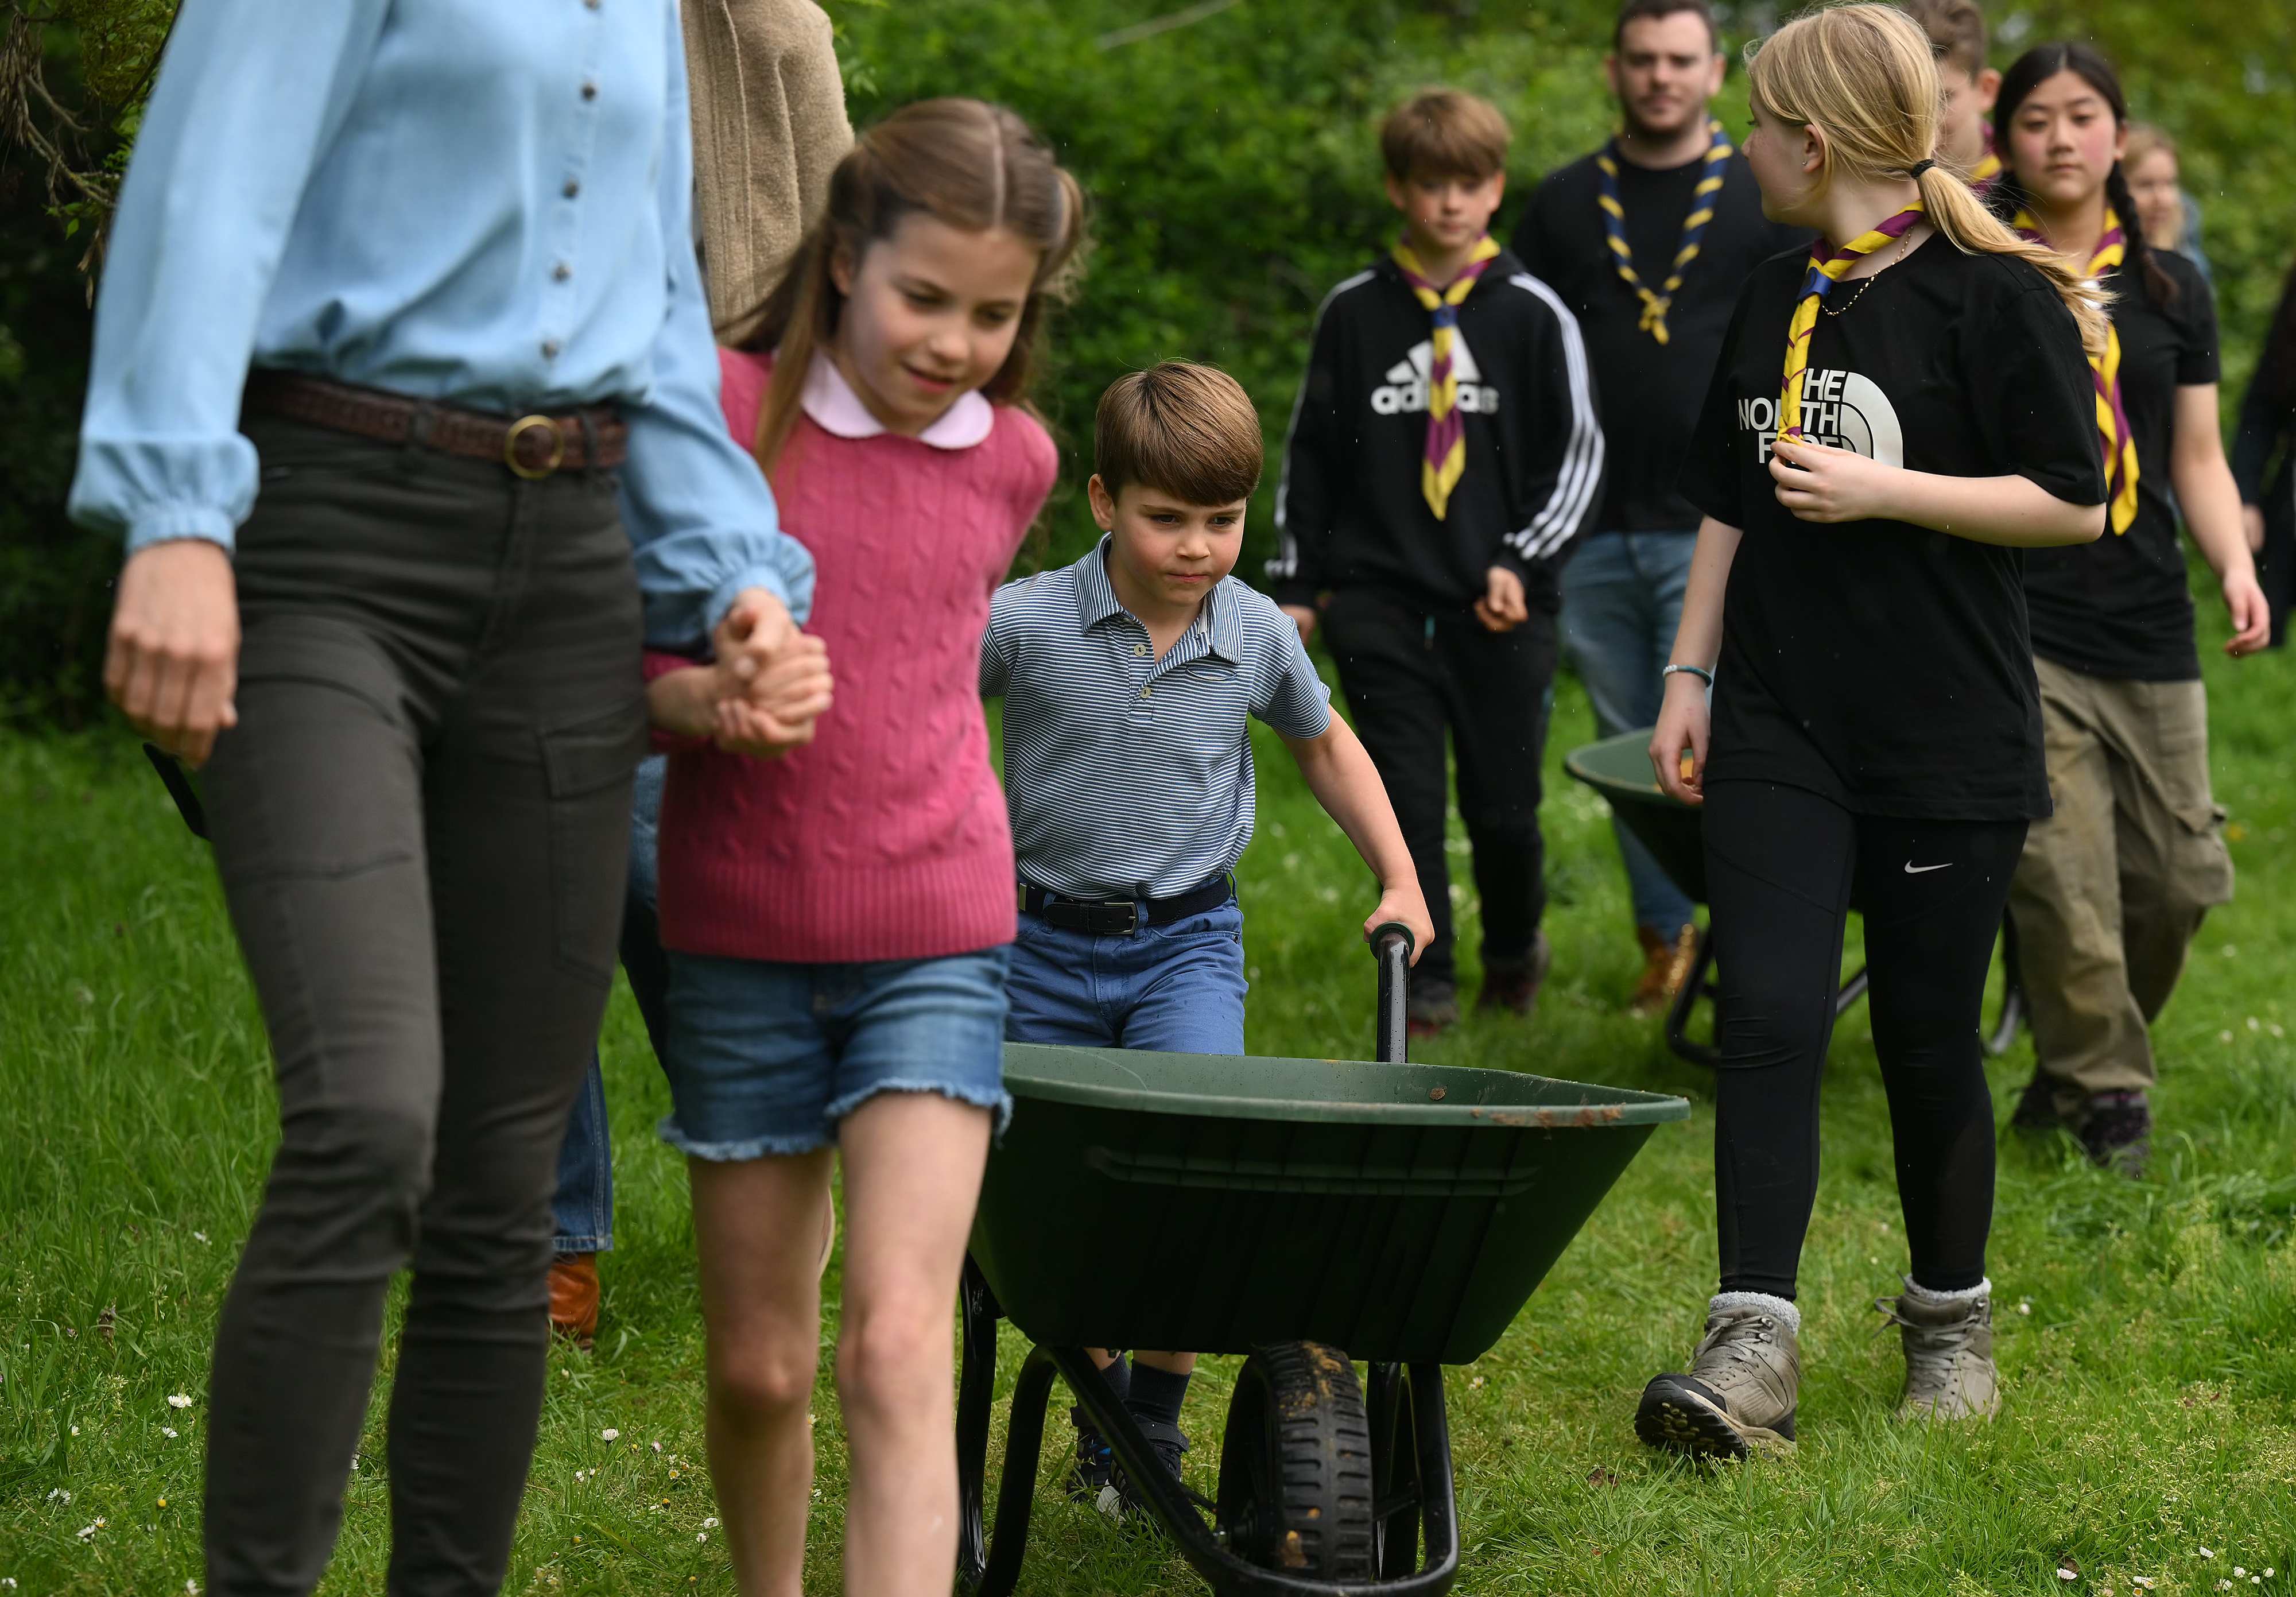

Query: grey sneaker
left=1879, top=1280, right=2001, bottom=1422
left=1635, top=1296, right=1800, bottom=1459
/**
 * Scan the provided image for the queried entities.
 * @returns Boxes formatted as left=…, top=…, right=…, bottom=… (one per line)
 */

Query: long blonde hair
left=1746, top=3, right=2108, bottom=356
left=734, top=99, right=1088, bottom=481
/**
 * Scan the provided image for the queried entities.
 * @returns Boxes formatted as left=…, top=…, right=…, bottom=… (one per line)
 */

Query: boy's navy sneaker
left=1065, top=1405, right=1116, bottom=1504
left=1111, top=1418, right=1193, bottom=1520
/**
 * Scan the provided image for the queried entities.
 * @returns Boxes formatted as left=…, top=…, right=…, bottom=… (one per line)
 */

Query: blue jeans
left=1558, top=530, right=1700, bottom=935
left=550, top=755, right=666, bottom=1253
left=1004, top=897, right=1249, bottom=1054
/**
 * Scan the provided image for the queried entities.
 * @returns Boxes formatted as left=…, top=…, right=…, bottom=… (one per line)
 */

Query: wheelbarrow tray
left=1562, top=729, right=1708, bottom=902
left=971, top=1044, right=1688, bottom=1366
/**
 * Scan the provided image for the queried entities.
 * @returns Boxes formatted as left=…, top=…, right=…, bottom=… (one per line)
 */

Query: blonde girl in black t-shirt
left=1632, top=3, right=2108, bottom=1461
left=1987, top=43, right=2268, bottom=1176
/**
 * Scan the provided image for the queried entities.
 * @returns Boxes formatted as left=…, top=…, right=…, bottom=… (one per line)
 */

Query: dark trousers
left=1703, top=780, right=2025, bottom=1300
left=199, top=412, right=646, bottom=1595
left=1321, top=587, right=1556, bottom=990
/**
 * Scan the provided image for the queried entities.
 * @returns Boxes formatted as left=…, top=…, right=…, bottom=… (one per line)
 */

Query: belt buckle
left=1088, top=901, right=1141, bottom=937
left=505, top=414, right=567, bottom=479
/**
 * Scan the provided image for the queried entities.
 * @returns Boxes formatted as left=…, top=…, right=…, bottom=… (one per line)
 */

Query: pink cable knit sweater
left=651, top=349, right=1056, bottom=962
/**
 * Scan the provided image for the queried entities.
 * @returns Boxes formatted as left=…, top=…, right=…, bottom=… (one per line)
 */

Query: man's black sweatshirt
left=1268, top=246, right=1605, bottom=614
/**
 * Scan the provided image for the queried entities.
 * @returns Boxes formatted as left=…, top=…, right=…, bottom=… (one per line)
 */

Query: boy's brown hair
left=1379, top=89, right=1510, bottom=183
left=1095, top=361, right=1263, bottom=508
left=1898, top=0, right=1987, bottom=79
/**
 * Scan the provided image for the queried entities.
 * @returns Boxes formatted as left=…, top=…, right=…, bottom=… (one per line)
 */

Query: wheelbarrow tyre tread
left=1215, top=1340, right=1376, bottom=1579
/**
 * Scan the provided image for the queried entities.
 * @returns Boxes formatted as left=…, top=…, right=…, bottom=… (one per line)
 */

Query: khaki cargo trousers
left=2007, top=656, right=2235, bottom=1113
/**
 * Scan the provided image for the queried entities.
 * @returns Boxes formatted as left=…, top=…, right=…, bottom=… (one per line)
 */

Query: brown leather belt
left=245, top=369, right=629, bottom=479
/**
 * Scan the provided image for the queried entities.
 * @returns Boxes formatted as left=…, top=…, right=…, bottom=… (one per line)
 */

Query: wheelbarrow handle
left=1371, top=921, right=1414, bottom=1064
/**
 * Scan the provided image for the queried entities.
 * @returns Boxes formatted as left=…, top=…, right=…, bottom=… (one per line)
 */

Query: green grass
left=5, top=588, right=2296, bottom=1595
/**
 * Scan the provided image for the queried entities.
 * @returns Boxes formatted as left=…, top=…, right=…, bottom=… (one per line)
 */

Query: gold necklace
left=1821, top=231, right=1912, bottom=317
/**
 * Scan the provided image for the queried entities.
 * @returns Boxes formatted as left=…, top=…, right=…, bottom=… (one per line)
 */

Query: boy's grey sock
left=1901, top=1276, right=1992, bottom=1306
left=1125, top=1361, right=1190, bottom=1430
left=1709, top=1290, right=1801, bottom=1337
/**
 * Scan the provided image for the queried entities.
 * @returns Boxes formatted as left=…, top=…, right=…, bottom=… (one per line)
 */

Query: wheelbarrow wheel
left=1214, top=1341, right=1375, bottom=1579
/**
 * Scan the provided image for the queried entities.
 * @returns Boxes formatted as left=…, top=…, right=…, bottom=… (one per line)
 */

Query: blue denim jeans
left=1003, top=897, right=1249, bottom=1055
left=550, top=755, right=666, bottom=1253
left=1558, top=530, right=1700, bottom=935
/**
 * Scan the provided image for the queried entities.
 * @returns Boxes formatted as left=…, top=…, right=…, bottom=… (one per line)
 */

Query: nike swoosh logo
left=1904, top=862, right=1951, bottom=874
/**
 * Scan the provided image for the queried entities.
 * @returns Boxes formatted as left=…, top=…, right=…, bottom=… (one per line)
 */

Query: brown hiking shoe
left=1879, top=1281, right=2000, bottom=1422
left=1406, top=978, right=1459, bottom=1040
left=549, top=1253, right=599, bottom=1351
left=1478, top=933, right=1553, bottom=1017
left=1630, top=924, right=1697, bottom=1015
left=1635, top=1296, right=1800, bottom=1459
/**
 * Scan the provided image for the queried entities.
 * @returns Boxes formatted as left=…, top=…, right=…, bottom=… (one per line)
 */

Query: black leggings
left=1703, top=780, right=2026, bottom=1299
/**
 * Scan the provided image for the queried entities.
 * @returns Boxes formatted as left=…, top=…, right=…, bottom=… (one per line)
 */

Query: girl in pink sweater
left=643, top=100, right=1082, bottom=1595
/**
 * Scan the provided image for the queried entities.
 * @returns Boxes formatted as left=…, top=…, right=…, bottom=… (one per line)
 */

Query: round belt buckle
left=505, top=414, right=566, bottom=479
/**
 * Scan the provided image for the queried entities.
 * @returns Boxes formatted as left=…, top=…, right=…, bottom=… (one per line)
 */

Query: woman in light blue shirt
left=69, top=2, right=826, bottom=1588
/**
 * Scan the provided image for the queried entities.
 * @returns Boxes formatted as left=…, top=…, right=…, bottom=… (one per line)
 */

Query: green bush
left=5, top=0, right=2294, bottom=724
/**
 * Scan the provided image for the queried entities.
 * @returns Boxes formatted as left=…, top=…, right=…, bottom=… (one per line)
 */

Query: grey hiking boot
left=1635, top=1294, right=1800, bottom=1459
left=1879, top=1278, right=2001, bottom=1422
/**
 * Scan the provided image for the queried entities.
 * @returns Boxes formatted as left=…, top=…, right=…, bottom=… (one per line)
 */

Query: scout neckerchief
left=1778, top=204, right=1926, bottom=441
left=1596, top=117, right=1733, bottom=344
left=1968, top=121, right=2003, bottom=195
left=1393, top=233, right=1503, bottom=520
left=2013, top=205, right=2139, bottom=534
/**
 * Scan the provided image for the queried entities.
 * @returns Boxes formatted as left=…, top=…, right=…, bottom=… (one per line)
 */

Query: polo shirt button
left=1141, top=687, right=1153, bottom=699
left=1134, top=643, right=1147, bottom=657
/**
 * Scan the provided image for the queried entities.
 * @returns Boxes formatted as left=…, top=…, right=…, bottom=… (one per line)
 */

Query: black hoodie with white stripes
left=1267, top=247, right=1605, bottom=615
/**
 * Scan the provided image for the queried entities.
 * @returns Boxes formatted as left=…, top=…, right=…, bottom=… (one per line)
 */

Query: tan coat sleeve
left=681, top=0, right=854, bottom=339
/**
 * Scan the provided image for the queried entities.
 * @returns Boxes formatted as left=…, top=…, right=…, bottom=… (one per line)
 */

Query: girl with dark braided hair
left=1990, top=41, right=2268, bottom=1173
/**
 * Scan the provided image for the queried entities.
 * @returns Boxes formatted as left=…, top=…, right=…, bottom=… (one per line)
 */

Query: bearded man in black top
left=1512, top=0, right=1805, bottom=1012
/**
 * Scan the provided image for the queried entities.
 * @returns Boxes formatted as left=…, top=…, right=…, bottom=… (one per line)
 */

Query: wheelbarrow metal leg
left=969, top=1341, right=1060, bottom=1597
left=956, top=1254, right=1002, bottom=1591
left=1665, top=927, right=1721, bottom=1068
left=1405, top=1363, right=1461, bottom=1592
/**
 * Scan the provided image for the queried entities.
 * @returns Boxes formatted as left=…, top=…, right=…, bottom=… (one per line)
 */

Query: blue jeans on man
left=1558, top=530, right=1699, bottom=941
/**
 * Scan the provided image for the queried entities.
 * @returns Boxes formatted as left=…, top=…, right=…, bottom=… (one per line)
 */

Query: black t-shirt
left=1512, top=147, right=1809, bottom=533
left=1680, top=241, right=2106, bottom=820
left=2022, top=250, right=2220, bottom=680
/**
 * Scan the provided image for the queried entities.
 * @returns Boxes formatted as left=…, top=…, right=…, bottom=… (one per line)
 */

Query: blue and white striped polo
left=980, top=535, right=1333, bottom=900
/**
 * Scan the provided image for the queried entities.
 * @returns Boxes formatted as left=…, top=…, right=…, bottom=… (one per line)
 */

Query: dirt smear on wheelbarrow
left=1472, top=1104, right=1628, bottom=1128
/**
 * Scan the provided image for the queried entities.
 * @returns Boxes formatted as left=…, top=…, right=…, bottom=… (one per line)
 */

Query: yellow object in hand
left=1680, top=753, right=1696, bottom=783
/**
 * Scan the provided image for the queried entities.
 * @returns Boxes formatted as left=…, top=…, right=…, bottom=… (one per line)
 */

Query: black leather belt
left=1019, top=875, right=1234, bottom=936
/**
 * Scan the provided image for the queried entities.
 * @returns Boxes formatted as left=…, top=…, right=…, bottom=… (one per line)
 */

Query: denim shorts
left=1004, top=899, right=1248, bottom=1055
left=660, top=944, right=1014, bottom=1160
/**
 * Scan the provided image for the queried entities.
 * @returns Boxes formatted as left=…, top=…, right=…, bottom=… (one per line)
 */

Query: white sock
left=1709, top=1291, right=1800, bottom=1336
left=1901, top=1275, right=1991, bottom=1305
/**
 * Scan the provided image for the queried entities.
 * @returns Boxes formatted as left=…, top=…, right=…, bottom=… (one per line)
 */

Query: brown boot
left=1629, top=924, right=1696, bottom=1015
left=549, top=1253, right=599, bottom=1352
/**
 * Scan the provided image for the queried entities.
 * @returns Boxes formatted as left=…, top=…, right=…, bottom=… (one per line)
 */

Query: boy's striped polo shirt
left=980, top=535, right=1332, bottom=901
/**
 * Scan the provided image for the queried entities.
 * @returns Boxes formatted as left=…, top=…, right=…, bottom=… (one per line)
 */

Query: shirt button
left=563, top=179, right=581, bottom=199
left=580, top=80, right=598, bottom=100
left=553, top=262, right=572, bottom=282
left=1141, top=687, right=1153, bottom=700
left=541, top=339, right=561, bottom=359
left=1134, top=643, right=1147, bottom=657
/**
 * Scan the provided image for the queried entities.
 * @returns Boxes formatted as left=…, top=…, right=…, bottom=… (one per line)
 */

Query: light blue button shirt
left=67, top=0, right=813, bottom=648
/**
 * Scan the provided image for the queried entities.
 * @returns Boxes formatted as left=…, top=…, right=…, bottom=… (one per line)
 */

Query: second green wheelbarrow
left=1563, top=728, right=2027, bottom=1067
left=956, top=928, right=1689, bottom=1595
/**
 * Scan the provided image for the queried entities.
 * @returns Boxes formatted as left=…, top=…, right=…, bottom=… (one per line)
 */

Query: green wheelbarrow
left=955, top=927, right=1689, bottom=1596
left=1562, top=728, right=2027, bottom=1068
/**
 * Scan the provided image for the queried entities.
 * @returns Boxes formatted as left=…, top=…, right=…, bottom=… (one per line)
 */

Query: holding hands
left=650, top=587, right=835, bottom=758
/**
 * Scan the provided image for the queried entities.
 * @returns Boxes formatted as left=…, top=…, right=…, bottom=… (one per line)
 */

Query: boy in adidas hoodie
left=1271, top=88, right=1605, bottom=1033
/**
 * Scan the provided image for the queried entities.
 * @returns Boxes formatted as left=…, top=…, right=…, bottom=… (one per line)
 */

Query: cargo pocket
left=540, top=699, right=650, bottom=985
left=2170, top=801, right=2236, bottom=912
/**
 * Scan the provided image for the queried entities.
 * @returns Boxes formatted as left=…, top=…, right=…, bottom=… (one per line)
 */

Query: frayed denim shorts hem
left=660, top=944, right=1013, bottom=1158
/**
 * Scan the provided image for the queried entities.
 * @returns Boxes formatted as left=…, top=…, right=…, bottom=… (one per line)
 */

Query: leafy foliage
left=2, top=0, right=2294, bottom=723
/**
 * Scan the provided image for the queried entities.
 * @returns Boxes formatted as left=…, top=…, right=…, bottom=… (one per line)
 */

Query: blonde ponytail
left=1748, top=3, right=2109, bottom=357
